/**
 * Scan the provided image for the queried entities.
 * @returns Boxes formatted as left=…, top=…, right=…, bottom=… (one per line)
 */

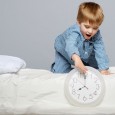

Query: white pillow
left=0, top=55, right=26, bottom=74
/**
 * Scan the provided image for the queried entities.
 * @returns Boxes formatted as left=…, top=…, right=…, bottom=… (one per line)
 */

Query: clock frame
left=64, top=66, right=105, bottom=107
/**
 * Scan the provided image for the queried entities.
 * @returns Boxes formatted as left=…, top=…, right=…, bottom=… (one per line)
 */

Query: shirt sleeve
left=93, top=31, right=109, bottom=70
left=65, top=31, right=80, bottom=59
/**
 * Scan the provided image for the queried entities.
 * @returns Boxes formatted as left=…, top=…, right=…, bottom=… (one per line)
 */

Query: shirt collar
left=75, top=23, right=94, bottom=43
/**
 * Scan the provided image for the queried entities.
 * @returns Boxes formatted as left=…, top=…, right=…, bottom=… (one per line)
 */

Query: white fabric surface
left=0, top=67, right=115, bottom=115
left=0, top=55, right=26, bottom=74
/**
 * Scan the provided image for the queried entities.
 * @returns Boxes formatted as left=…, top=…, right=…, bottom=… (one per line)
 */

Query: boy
left=51, top=2, right=110, bottom=75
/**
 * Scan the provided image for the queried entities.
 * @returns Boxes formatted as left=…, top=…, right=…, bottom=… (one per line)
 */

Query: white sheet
left=0, top=67, right=115, bottom=115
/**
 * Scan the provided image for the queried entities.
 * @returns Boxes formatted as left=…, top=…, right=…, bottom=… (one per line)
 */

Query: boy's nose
left=88, top=28, right=93, bottom=34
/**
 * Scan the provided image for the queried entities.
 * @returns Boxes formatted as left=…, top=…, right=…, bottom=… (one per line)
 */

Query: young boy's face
left=78, top=21, right=99, bottom=40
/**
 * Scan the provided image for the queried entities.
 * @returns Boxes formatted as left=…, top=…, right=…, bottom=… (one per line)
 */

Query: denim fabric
left=51, top=51, right=73, bottom=73
left=51, top=23, right=109, bottom=73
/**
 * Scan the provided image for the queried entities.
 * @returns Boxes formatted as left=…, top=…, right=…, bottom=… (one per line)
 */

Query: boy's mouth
left=86, top=34, right=91, bottom=38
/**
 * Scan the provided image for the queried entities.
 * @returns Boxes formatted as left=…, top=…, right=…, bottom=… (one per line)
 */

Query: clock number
left=77, top=94, right=80, bottom=99
left=94, top=77, right=98, bottom=83
left=96, top=84, right=100, bottom=90
left=70, top=83, right=74, bottom=88
left=89, top=94, right=93, bottom=99
left=72, top=89, right=76, bottom=95
left=73, top=77, right=77, bottom=83
left=93, top=91, right=97, bottom=95
left=90, top=74, right=92, bottom=79
left=83, top=96, right=87, bottom=102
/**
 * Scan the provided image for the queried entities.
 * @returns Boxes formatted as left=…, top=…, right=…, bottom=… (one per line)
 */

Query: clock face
left=64, top=66, right=105, bottom=107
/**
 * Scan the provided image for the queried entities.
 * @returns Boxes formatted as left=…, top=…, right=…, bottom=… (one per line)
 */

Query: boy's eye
left=93, top=27, right=98, bottom=30
left=85, top=26, right=90, bottom=28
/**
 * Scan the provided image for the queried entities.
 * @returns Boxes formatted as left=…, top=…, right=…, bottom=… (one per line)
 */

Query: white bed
left=0, top=67, right=115, bottom=115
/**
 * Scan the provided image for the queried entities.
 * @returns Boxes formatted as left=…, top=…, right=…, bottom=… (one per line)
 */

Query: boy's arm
left=93, top=31, right=109, bottom=72
left=71, top=53, right=87, bottom=73
left=72, top=54, right=110, bottom=75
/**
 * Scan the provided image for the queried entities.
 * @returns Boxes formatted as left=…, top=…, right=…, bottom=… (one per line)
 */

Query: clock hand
left=82, top=73, right=89, bottom=90
left=78, top=85, right=88, bottom=90
left=78, top=86, right=84, bottom=90
left=78, top=86, right=85, bottom=90
left=84, top=74, right=86, bottom=86
left=76, top=72, right=89, bottom=90
left=84, top=85, right=88, bottom=90
left=76, top=78, right=84, bottom=86
left=83, top=71, right=92, bottom=89
left=76, top=78, right=88, bottom=89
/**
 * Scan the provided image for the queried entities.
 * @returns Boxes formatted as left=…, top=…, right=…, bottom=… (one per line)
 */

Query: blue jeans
left=51, top=51, right=98, bottom=73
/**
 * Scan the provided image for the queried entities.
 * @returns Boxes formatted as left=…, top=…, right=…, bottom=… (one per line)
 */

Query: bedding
left=0, top=67, right=115, bottom=115
left=0, top=55, right=26, bottom=74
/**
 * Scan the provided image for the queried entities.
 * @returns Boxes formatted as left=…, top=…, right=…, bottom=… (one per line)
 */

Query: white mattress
left=0, top=67, right=115, bottom=115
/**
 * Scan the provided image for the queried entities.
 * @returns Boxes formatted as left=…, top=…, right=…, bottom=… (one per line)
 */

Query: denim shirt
left=54, top=23, right=109, bottom=70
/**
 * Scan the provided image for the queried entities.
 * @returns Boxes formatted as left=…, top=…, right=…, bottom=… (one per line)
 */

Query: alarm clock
left=64, top=66, right=105, bottom=107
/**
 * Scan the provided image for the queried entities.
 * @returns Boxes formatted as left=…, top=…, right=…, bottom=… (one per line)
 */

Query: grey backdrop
left=0, top=0, right=114, bottom=70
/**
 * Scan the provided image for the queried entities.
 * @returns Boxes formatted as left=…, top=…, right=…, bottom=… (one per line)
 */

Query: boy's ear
left=77, top=20, right=80, bottom=25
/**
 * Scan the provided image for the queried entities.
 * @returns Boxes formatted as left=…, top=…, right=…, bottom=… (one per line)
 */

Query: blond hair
left=77, top=2, right=104, bottom=26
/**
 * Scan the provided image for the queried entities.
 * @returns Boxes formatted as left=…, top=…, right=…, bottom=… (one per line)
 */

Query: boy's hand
left=72, top=54, right=88, bottom=74
left=100, top=70, right=110, bottom=75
